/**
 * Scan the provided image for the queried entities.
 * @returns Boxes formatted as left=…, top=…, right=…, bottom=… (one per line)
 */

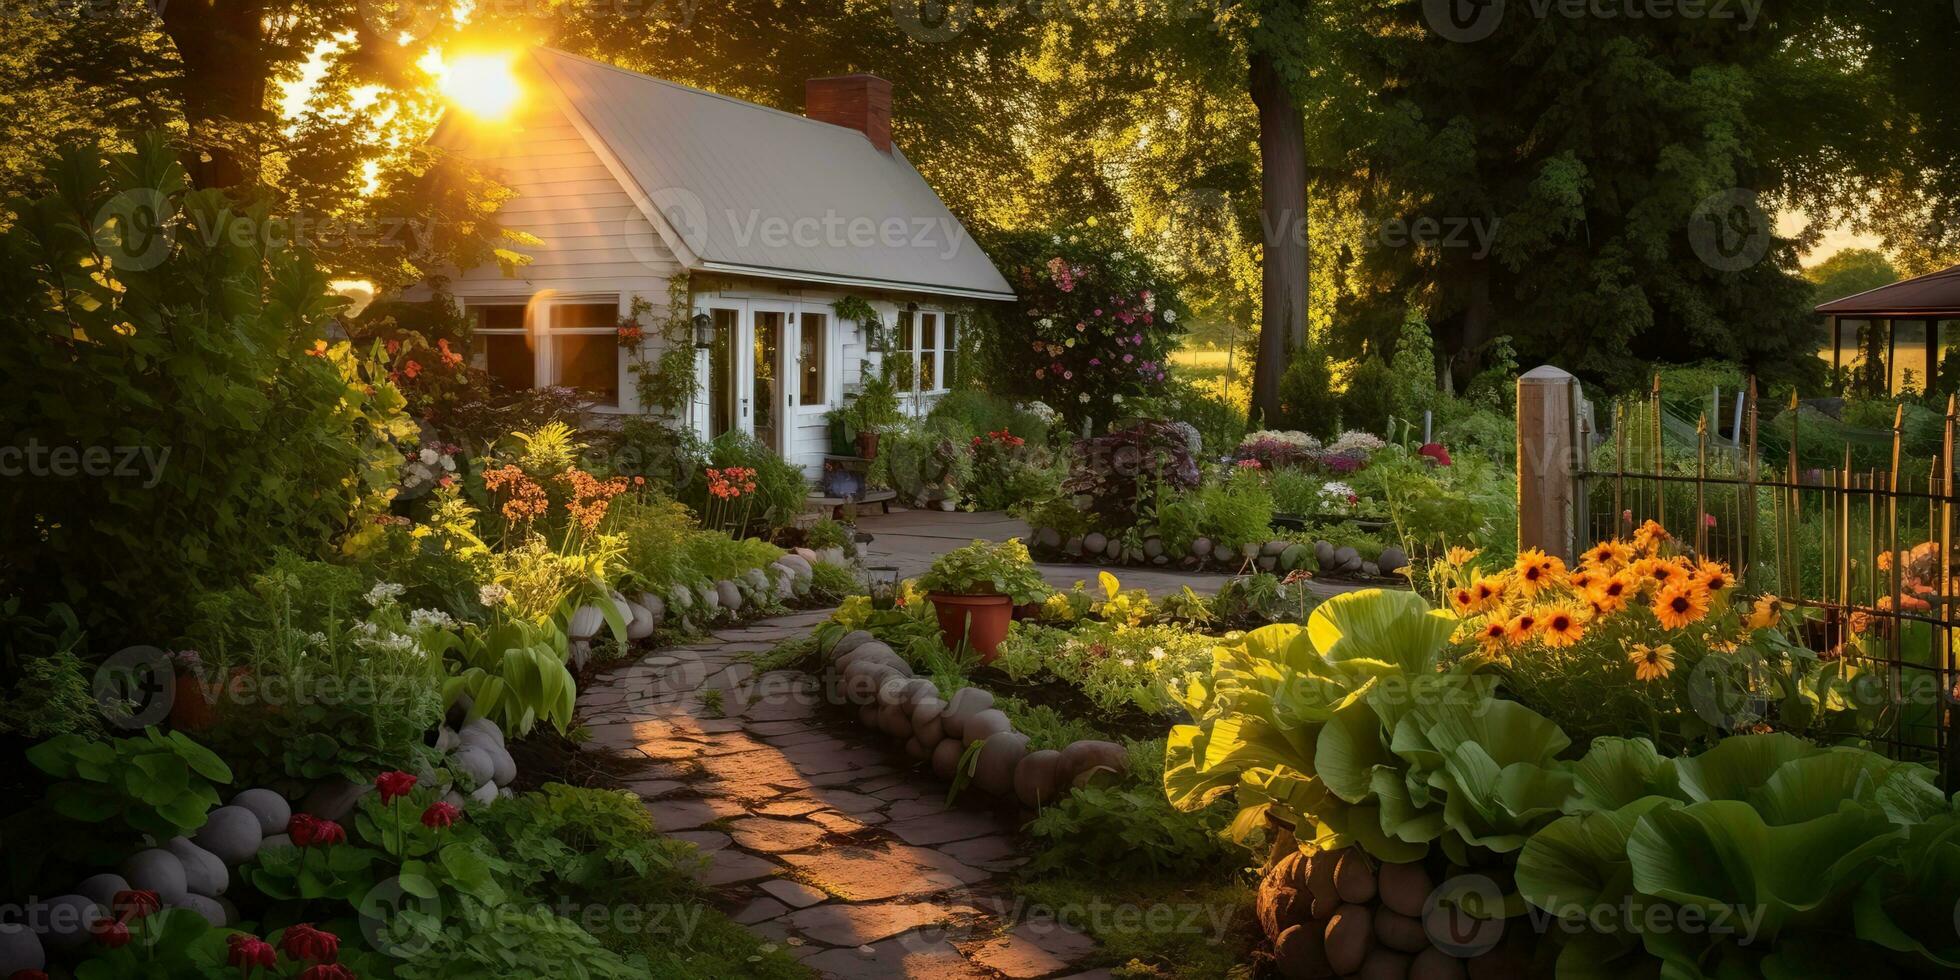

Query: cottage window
left=799, top=311, right=827, bottom=406
left=471, top=304, right=535, bottom=391
left=550, top=301, right=621, bottom=408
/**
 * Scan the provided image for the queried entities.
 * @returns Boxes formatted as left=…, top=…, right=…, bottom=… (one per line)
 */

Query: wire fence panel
left=1575, top=377, right=1958, bottom=779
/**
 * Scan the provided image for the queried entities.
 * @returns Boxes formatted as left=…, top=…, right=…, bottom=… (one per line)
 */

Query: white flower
left=440, top=455, right=456, bottom=472
left=306, top=631, right=329, bottom=649
left=408, top=608, right=457, bottom=631
left=1149, top=646, right=1166, bottom=660
left=1111, top=250, right=1125, bottom=260
left=1079, top=393, right=1091, bottom=403
left=364, top=581, right=405, bottom=607
left=1112, top=394, right=1124, bottom=403
left=1319, top=481, right=1356, bottom=500
left=1327, top=430, right=1387, bottom=456
left=478, top=583, right=510, bottom=607
left=419, top=447, right=439, bottom=466
left=1163, top=310, right=1176, bottom=324
left=1120, top=657, right=1137, bottom=668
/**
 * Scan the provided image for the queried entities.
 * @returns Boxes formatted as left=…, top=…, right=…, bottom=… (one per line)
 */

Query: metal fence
left=1574, top=376, right=1958, bottom=780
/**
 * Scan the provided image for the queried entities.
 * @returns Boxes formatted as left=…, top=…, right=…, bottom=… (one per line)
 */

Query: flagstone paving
left=578, top=609, right=1109, bottom=980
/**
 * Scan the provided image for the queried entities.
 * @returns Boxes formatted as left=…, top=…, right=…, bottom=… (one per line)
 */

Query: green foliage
left=1350, top=445, right=1518, bottom=558
left=0, top=134, right=414, bottom=645
left=1388, top=308, right=1439, bottom=422
left=808, top=561, right=859, bottom=603
left=992, top=618, right=1213, bottom=715
left=393, top=900, right=648, bottom=980
left=1025, top=739, right=1240, bottom=877
left=918, top=539, right=1050, bottom=604
left=1516, top=734, right=1959, bottom=978
left=0, top=602, right=102, bottom=740
left=1336, top=356, right=1397, bottom=436
left=1192, top=470, right=1277, bottom=553
left=28, top=727, right=232, bottom=843
left=1274, top=349, right=1341, bottom=439
left=445, top=619, right=579, bottom=739
left=474, top=784, right=703, bottom=911
left=1807, top=247, right=1899, bottom=308
left=690, top=431, right=809, bottom=532
left=926, top=389, right=1053, bottom=444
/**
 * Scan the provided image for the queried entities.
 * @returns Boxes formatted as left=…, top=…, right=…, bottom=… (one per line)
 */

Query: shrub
left=1192, top=470, right=1276, bottom=553
left=1063, top=421, right=1201, bottom=524
left=684, top=431, right=808, bottom=532
left=965, top=429, right=1065, bottom=512
left=927, top=389, right=1053, bottom=444
left=0, top=135, right=412, bottom=645
left=1336, top=356, right=1397, bottom=435
left=1274, top=349, right=1341, bottom=438
left=978, top=224, right=1189, bottom=427
left=1129, top=378, right=1248, bottom=457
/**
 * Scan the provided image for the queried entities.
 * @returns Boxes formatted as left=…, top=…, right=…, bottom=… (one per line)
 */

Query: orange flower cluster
left=1442, top=521, right=1736, bottom=665
left=482, top=465, right=549, bottom=525
left=559, top=468, right=630, bottom=531
left=707, top=466, right=757, bottom=500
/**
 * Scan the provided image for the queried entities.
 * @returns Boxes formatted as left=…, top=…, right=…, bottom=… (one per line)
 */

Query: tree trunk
left=1248, top=46, right=1308, bottom=427
left=158, top=0, right=272, bottom=188
left=1453, top=258, right=1494, bottom=389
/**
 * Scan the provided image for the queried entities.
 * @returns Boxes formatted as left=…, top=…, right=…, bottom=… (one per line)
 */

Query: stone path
left=578, top=610, right=1110, bottom=979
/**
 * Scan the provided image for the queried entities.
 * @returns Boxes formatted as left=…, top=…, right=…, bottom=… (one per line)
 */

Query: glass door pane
left=753, top=311, right=784, bottom=453
left=709, top=308, right=741, bottom=438
left=799, top=312, right=827, bottom=406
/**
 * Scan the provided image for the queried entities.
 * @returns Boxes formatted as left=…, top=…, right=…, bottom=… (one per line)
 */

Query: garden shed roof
left=1815, top=263, right=1960, bottom=318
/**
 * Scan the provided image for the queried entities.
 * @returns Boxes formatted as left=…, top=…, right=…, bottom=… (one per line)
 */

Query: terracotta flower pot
left=856, top=430, right=880, bottom=460
left=170, top=670, right=220, bottom=731
left=928, top=592, right=1014, bottom=662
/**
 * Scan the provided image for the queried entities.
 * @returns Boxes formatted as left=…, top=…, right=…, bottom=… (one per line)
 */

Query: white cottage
left=410, top=48, right=1016, bottom=474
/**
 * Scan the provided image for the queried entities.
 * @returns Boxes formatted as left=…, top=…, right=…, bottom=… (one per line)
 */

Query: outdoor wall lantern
left=865, top=565, right=901, bottom=610
left=692, top=312, right=713, bottom=349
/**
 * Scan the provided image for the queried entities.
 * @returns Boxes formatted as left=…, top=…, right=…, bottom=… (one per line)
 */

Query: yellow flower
left=1635, top=556, right=1688, bottom=593
left=1449, top=585, right=1479, bottom=616
left=1743, top=595, right=1787, bottom=631
left=1504, top=611, right=1540, bottom=644
left=1514, top=549, right=1566, bottom=596
left=1589, top=573, right=1634, bottom=615
left=1446, top=546, right=1481, bottom=567
left=1539, top=605, right=1586, bottom=648
left=1476, top=620, right=1510, bottom=654
left=1627, top=641, right=1676, bottom=681
left=1690, top=559, right=1733, bottom=593
left=1582, top=539, right=1633, bottom=570
left=1654, top=581, right=1712, bottom=630
left=1567, top=568, right=1600, bottom=593
left=1634, top=520, right=1672, bottom=555
left=1472, top=573, right=1508, bottom=609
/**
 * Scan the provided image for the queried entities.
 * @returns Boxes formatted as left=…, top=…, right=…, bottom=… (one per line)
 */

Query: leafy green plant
left=28, top=728, right=232, bottom=841
left=1192, top=469, right=1276, bottom=553
left=444, top=619, right=578, bottom=738
left=1025, top=740, right=1239, bottom=876
left=0, top=134, right=414, bottom=647
left=917, top=538, right=1050, bottom=603
left=0, top=601, right=102, bottom=739
left=1516, top=733, right=1959, bottom=977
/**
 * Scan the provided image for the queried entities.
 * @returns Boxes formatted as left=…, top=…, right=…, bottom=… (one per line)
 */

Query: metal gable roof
left=529, top=48, right=1016, bottom=302
left=1815, top=263, right=1960, bottom=318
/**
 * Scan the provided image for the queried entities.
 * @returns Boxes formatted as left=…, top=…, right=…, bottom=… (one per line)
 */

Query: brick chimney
left=805, top=75, right=892, bottom=153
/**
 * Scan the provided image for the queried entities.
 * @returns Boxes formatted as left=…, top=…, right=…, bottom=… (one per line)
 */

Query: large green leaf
left=1570, top=737, right=1682, bottom=812
left=1626, top=798, right=1901, bottom=938
left=1671, top=732, right=1817, bottom=803
left=1518, top=796, right=1679, bottom=917
left=1314, top=699, right=1393, bottom=803
left=1305, top=588, right=1455, bottom=675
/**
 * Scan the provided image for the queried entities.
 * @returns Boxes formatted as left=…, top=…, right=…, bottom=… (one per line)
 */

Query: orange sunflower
left=1633, top=519, right=1672, bottom=555
left=1471, top=573, right=1508, bottom=609
left=1626, top=641, right=1677, bottom=681
left=1446, top=546, right=1481, bottom=567
left=1449, top=584, right=1479, bottom=616
left=1589, top=574, right=1634, bottom=615
left=1514, top=549, right=1566, bottom=596
left=1690, top=559, right=1733, bottom=593
left=1653, top=581, right=1712, bottom=630
left=1567, top=568, right=1600, bottom=593
left=1743, top=595, right=1788, bottom=630
left=1475, top=620, right=1510, bottom=654
left=1636, top=556, right=1689, bottom=592
left=1539, top=605, right=1586, bottom=648
left=1505, top=611, right=1540, bottom=644
left=1582, top=539, right=1633, bottom=570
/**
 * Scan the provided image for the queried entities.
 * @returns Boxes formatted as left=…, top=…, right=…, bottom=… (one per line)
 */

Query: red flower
left=375, top=770, right=418, bottom=804
left=227, top=933, right=278, bottom=971
left=421, top=801, right=461, bottom=829
left=403, top=360, right=422, bottom=379
left=1418, top=443, right=1453, bottom=467
left=304, top=340, right=329, bottom=357
left=91, top=918, right=131, bottom=948
left=385, top=338, right=401, bottom=355
left=298, top=966, right=357, bottom=980
left=289, top=814, right=345, bottom=847
left=280, top=923, right=341, bottom=963
left=437, top=338, right=464, bottom=367
left=111, top=888, right=161, bottom=920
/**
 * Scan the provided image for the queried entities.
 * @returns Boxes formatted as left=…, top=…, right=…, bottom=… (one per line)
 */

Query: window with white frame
left=891, top=307, right=957, bottom=395
left=466, top=297, right=622, bottom=408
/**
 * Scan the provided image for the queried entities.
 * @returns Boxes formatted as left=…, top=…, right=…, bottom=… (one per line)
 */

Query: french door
left=699, top=300, right=796, bottom=456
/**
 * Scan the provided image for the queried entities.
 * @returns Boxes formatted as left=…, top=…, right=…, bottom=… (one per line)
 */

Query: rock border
left=817, top=628, right=1129, bottom=810
left=1027, top=528, right=1410, bottom=579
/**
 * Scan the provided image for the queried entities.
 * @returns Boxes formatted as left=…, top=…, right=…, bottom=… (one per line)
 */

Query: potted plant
left=851, top=373, right=902, bottom=460
left=916, top=538, right=1049, bottom=661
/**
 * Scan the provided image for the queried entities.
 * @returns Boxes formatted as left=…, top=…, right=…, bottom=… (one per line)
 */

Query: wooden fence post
left=1518, top=365, right=1581, bottom=563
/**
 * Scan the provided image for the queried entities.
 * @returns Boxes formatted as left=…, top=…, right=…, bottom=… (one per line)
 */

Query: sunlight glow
left=432, top=51, right=522, bottom=121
